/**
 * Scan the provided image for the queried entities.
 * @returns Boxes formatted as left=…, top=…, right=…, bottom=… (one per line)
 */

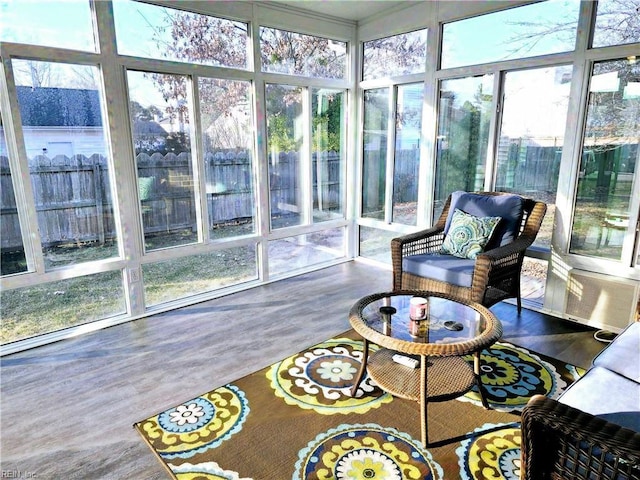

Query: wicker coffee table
left=349, top=290, right=503, bottom=446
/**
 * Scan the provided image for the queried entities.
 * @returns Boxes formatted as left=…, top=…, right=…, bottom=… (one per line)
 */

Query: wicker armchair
left=520, top=395, right=640, bottom=479
left=391, top=191, right=547, bottom=312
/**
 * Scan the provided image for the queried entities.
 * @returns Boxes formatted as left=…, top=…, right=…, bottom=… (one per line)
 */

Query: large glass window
left=359, top=226, right=397, bottom=264
left=12, top=59, right=118, bottom=270
left=266, top=84, right=347, bottom=230
left=142, top=246, right=258, bottom=306
left=266, top=84, right=304, bottom=229
left=363, top=29, right=428, bottom=81
left=593, top=0, right=640, bottom=48
left=393, top=83, right=423, bottom=225
left=434, top=75, right=494, bottom=219
left=441, top=2, right=580, bottom=69
left=361, top=83, right=424, bottom=225
left=362, top=88, right=389, bottom=220
left=1, top=270, right=126, bottom=344
left=496, top=66, right=572, bottom=249
left=3, top=0, right=356, bottom=349
left=312, top=88, right=346, bottom=222
left=198, top=78, right=256, bottom=239
left=113, top=1, right=248, bottom=69
left=0, top=112, right=27, bottom=276
left=570, top=58, right=640, bottom=261
left=127, top=70, right=198, bottom=251
left=0, top=0, right=96, bottom=52
left=260, top=27, right=346, bottom=79
left=268, top=228, right=345, bottom=277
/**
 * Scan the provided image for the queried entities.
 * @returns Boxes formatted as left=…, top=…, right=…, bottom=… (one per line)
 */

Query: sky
left=441, top=0, right=580, bottom=69
left=1, top=0, right=179, bottom=107
left=1, top=0, right=636, bottom=136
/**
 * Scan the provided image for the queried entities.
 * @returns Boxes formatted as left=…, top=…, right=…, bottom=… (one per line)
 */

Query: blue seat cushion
left=445, top=191, right=524, bottom=249
left=592, top=322, right=640, bottom=383
left=559, top=366, right=640, bottom=433
left=402, top=253, right=476, bottom=287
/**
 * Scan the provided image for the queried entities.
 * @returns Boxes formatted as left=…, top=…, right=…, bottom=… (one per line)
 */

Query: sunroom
left=1, top=0, right=638, bottom=354
left=0, top=0, right=639, bottom=476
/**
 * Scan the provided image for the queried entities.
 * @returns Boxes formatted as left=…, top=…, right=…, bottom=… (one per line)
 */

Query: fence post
left=91, top=154, right=106, bottom=245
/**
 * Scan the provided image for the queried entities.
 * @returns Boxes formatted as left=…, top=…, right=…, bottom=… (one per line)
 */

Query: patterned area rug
left=134, top=331, right=582, bottom=479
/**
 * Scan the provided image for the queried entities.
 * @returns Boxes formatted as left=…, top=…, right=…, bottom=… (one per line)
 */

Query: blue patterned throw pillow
left=441, top=208, right=501, bottom=259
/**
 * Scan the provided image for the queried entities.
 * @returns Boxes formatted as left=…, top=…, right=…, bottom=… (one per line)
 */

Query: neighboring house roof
left=16, top=86, right=168, bottom=136
left=133, top=119, right=167, bottom=135
left=16, top=86, right=102, bottom=127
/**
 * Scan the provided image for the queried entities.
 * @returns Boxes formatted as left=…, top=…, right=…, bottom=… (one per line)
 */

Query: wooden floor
left=0, top=261, right=606, bottom=480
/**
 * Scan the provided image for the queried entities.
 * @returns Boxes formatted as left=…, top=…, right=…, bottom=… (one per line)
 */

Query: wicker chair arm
left=520, top=395, right=640, bottom=480
left=468, top=235, right=531, bottom=294
left=391, top=227, right=446, bottom=290
left=391, top=226, right=445, bottom=251
left=477, top=234, right=534, bottom=263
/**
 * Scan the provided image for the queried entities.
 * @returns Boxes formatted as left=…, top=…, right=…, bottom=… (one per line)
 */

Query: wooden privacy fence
left=0, top=150, right=343, bottom=251
left=1, top=144, right=583, bottom=252
left=496, top=143, right=562, bottom=193
left=361, top=149, right=421, bottom=213
left=0, top=153, right=115, bottom=251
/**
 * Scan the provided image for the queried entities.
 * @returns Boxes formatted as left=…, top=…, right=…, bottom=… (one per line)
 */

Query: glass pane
left=570, top=59, right=639, bottom=260
left=521, top=257, right=547, bottom=309
left=142, top=246, right=257, bottom=307
left=359, top=226, right=397, bottom=264
left=434, top=75, right=494, bottom=219
left=198, top=78, right=256, bottom=239
left=114, top=1, right=248, bottom=69
left=362, top=88, right=389, bottom=220
left=593, top=0, right=640, bottom=48
left=260, top=27, right=346, bottom=79
left=12, top=60, right=119, bottom=270
left=268, top=228, right=345, bottom=277
left=496, top=66, right=572, bottom=249
left=363, top=29, right=428, bottom=81
left=0, top=0, right=96, bottom=52
left=0, top=112, right=27, bottom=275
left=1, top=270, right=126, bottom=344
left=266, top=84, right=304, bottom=229
left=570, top=59, right=640, bottom=260
left=312, top=88, right=345, bottom=222
left=441, top=2, right=579, bottom=69
left=393, top=83, right=423, bottom=226
left=127, top=70, right=198, bottom=251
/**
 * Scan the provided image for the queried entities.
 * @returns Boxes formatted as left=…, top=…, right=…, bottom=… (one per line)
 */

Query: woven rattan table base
left=367, top=348, right=476, bottom=402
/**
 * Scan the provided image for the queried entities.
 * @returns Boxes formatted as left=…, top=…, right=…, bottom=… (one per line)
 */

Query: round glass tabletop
left=349, top=291, right=502, bottom=356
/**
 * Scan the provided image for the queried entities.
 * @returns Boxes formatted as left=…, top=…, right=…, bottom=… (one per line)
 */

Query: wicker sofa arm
left=520, top=395, right=640, bottom=480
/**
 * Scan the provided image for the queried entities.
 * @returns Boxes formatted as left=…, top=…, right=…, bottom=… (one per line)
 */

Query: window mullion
left=385, top=86, right=397, bottom=224
left=189, top=74, right=208, bottom=244
left=253, top=77, right=269, bottom=281
left=302, top=87, right=312, bottom=225
left=485, top=69, right=504, bottom=192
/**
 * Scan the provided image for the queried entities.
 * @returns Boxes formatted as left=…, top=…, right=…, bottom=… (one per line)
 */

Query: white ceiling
left=268, top=0, right=411, bottom=22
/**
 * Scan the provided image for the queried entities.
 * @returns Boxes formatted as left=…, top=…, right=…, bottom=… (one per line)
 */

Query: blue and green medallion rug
left=134, top=330, right=583, bottom=480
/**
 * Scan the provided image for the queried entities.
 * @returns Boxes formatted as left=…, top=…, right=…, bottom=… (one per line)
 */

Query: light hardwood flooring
left=0, top=261, right=605, bottom=479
